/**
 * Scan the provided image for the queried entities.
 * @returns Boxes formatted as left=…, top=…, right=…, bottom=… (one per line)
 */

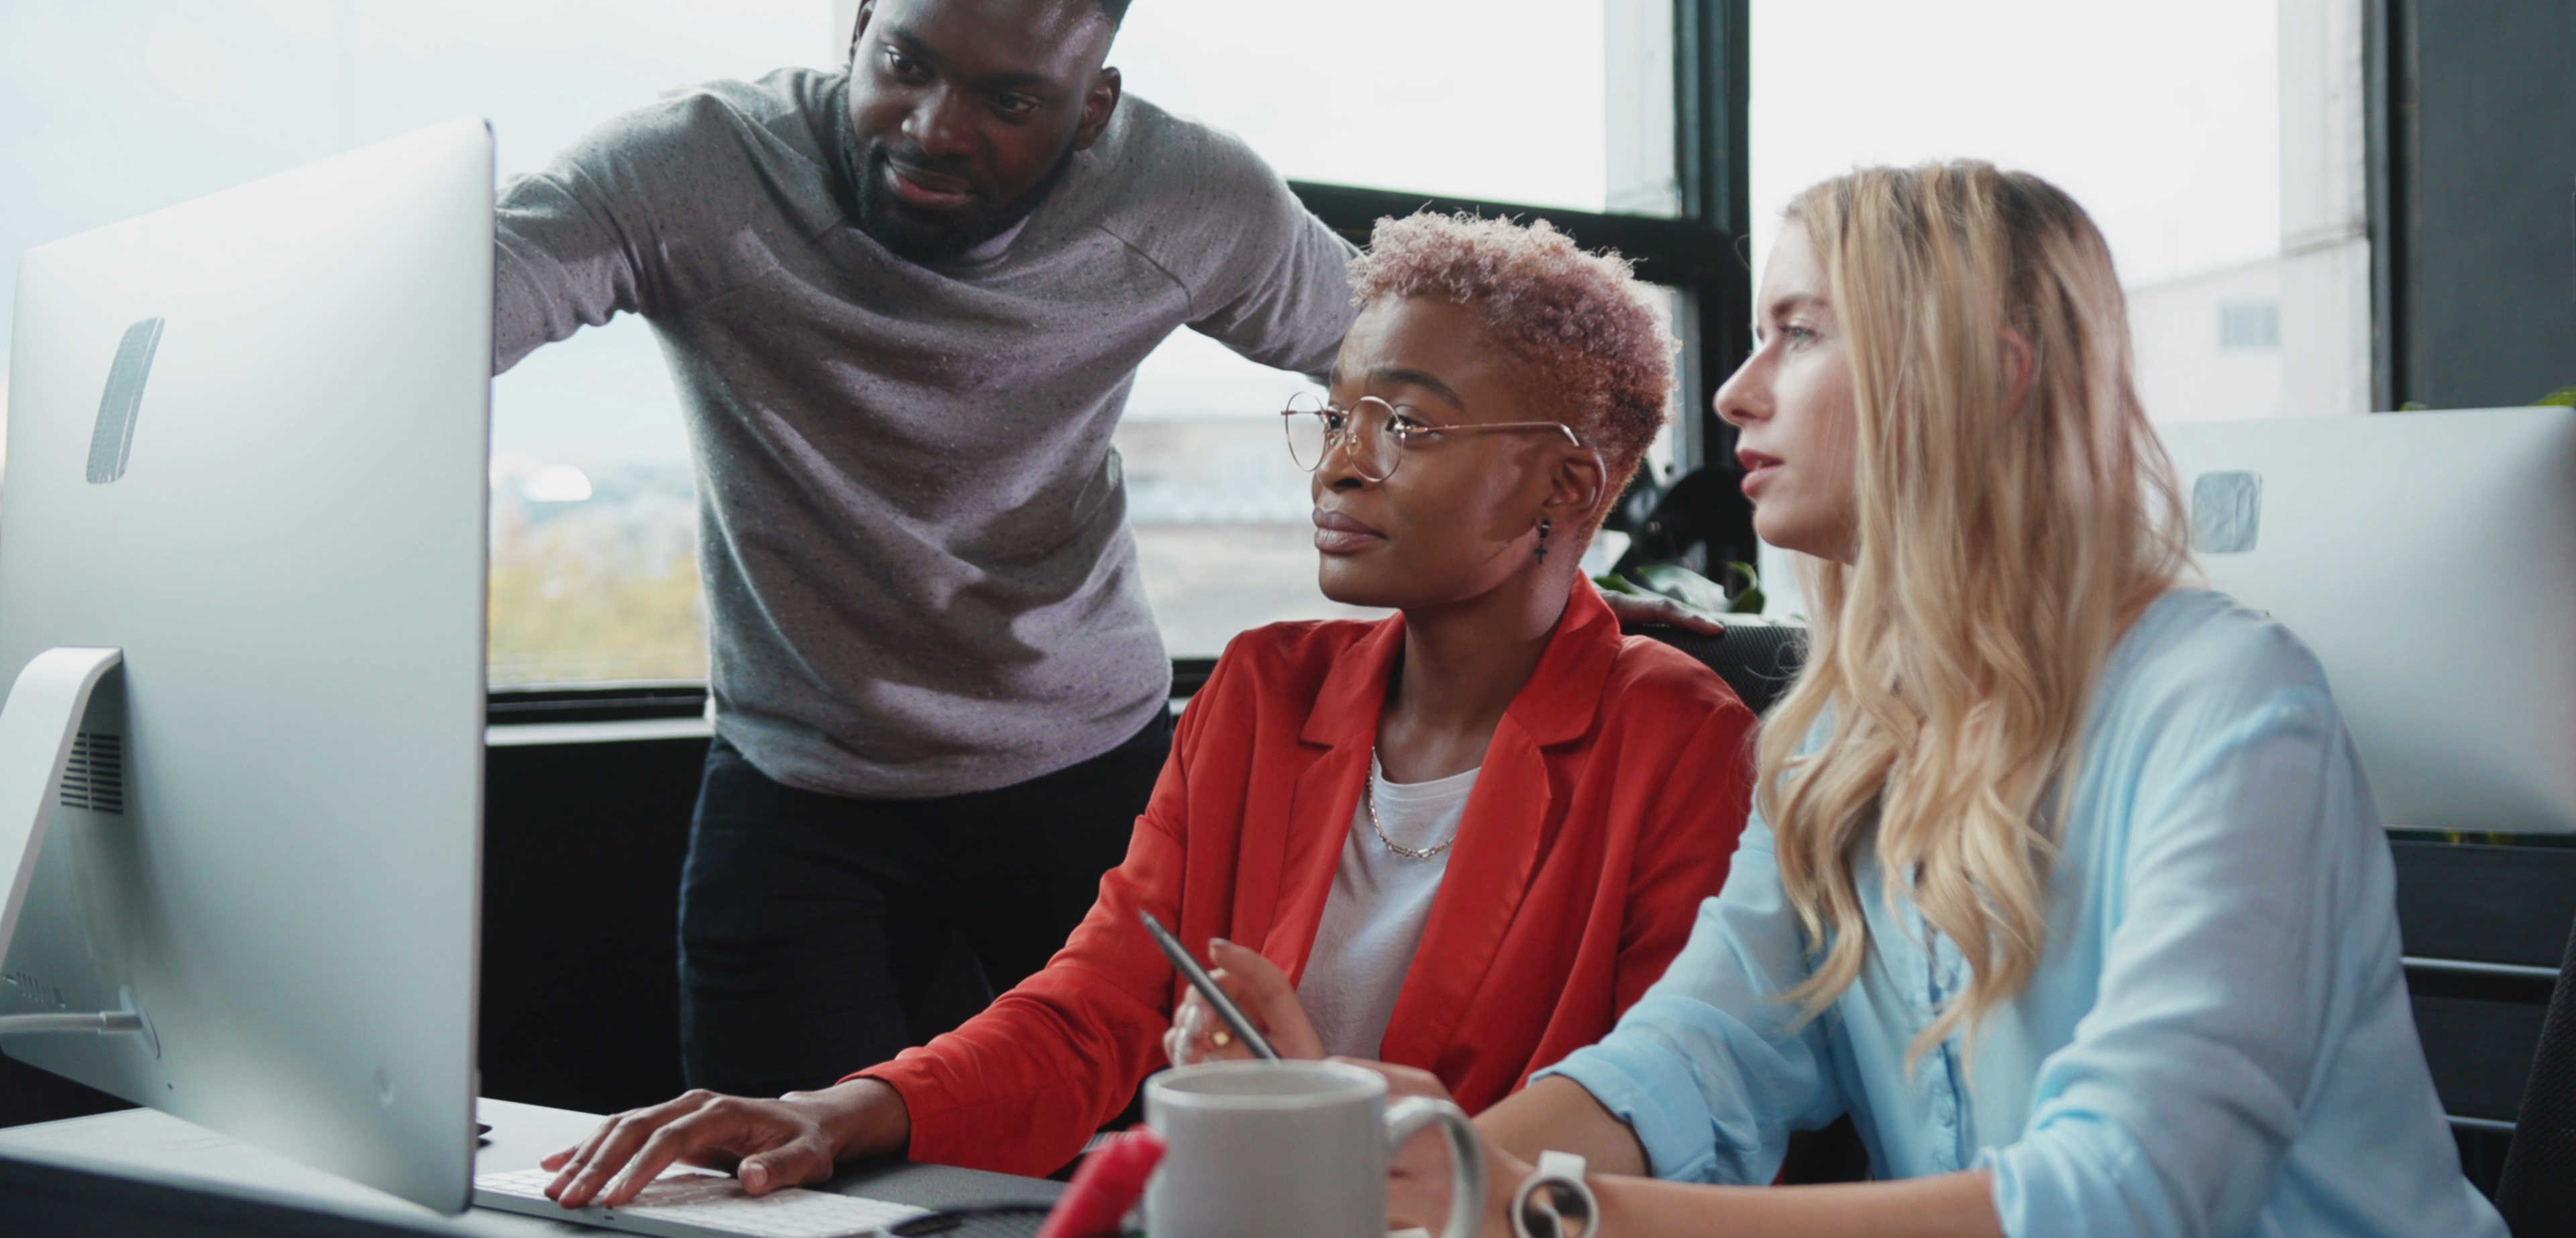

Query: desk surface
left=0, top=1097, right=1060, bottom=1236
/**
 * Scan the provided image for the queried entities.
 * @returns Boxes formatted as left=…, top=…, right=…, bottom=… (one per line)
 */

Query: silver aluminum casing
left=0, top=117, right=492, bottom=1212
left=2158, top=405, right=2576, bottom=834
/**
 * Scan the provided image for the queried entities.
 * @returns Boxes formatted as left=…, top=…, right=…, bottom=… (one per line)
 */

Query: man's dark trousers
left=678, top=713, right=1171, bottom=1098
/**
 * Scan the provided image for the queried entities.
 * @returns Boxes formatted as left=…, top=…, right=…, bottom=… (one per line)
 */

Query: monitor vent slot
left=88, top=316, right=164, bottom=484
left=61, top=733, right=125, bottom=815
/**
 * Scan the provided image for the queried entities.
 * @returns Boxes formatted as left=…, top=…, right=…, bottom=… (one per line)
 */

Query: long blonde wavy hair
left=1758, top=162, right=2189, bottom=1061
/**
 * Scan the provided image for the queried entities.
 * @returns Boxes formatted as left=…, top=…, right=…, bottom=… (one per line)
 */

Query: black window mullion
left=1285, top=0, right=1760, bottom=592
left=1674, top=0, right=1758, bottom=578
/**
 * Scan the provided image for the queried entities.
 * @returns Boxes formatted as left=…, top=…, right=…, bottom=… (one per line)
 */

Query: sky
left=0, top=0, right=831, bottom=471
left=1114, top=0, right=2284, bottom=419
left=1746, top=0, right=2281, bottom=291
left=1111, top=0, right=1614, bottom=213
left=3, top=1, right=2282, bottom=466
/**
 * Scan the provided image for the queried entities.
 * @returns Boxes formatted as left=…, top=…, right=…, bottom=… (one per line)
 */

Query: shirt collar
left=1299, top=579, right=1623, bottom=750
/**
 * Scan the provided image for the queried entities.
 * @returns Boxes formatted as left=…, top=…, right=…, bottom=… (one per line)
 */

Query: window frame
left=1279, top=0, right=1757, bottom=588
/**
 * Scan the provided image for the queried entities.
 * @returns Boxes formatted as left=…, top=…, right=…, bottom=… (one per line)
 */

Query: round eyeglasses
left=1279, top=392, right=1587, bottom=482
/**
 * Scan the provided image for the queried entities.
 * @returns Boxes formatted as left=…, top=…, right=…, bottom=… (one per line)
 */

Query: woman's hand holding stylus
left=1163, top=939, right=1325, bottom=1064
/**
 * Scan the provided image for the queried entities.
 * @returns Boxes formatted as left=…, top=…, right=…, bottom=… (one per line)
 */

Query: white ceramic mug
left=1142, top=1060, right=1485, bottom=1238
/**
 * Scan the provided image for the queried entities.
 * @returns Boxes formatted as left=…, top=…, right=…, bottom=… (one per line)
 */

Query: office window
left=0, top=2, right=837, bottom=688
left=464, top=3, right=836, bottom=686
left=488, top=321, right=707, bottom=686
left=1746, top=0, right=2371, bottom=617
left=7, top=3, right=1695, bottom=678
left=1114, top=0, right=1675, bottom=217
left=1109, top=1, right=1690, bottom=656
left=1746, top=0, right=2373, bottom=429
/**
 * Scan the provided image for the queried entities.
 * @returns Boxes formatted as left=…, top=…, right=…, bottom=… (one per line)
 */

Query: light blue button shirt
left=1540, top=590, right=2506, bottom=1237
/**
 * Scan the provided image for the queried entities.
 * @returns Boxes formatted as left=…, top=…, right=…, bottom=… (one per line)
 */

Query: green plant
left=1595, top=560, right=1766, bottom=615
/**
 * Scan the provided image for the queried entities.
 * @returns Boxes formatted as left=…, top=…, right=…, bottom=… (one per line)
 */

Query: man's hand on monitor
left=1599, top=588, right=1725, bottom=635
left=539, top=1078, right=910, bottom=1209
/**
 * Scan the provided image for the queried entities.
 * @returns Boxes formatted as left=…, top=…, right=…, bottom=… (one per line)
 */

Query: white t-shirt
left=1297, top=754, right=1479, bottom=1060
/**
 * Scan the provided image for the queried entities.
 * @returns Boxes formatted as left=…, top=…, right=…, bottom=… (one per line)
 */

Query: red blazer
left=855, top=583, right=1757, bottom=1176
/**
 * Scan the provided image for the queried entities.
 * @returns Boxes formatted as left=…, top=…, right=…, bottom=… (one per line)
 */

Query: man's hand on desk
left=540, top=1078, right=912, bottom=1209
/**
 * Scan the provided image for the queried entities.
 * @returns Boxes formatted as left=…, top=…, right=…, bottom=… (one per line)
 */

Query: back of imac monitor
left=0, top=119, right=492, bottom=1211
left=2158, top=407, right=2576, bottom=835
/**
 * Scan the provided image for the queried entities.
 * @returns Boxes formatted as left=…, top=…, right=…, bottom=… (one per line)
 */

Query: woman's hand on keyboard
left=539, top=1079, right=912, bottom=1210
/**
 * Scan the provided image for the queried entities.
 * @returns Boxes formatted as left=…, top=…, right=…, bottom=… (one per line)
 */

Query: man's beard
left=851, top=141, right=1075, bottom=264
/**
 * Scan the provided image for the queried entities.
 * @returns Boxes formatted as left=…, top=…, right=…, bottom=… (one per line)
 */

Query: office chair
left=1607, top=462, right=1804, bottom=715
left=1629, top=622, right=1855, bottom=1182
left=1629, top=623, right=1807, bottom=717
left=2496, top=916, right=2576, bottom=1235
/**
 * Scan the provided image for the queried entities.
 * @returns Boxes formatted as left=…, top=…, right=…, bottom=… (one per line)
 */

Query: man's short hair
left=849, top=0, right=1128, bottom=60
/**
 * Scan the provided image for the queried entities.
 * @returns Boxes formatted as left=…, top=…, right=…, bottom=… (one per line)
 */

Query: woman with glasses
left=534, top=212, right=1758, bottom=1202
left=1361, top=164, right=2506, bottom=1237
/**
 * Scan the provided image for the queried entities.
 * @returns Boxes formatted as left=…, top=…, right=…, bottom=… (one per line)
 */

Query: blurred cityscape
left=483, top=413, right=1385, bottom=687
left=488, top=458, right=706, bottom=686
left=481, top=315, right=1701, bottom=681
left=489, top=415, right=1696, bottom=687
left=1115, top=415, right=1391, bottom=659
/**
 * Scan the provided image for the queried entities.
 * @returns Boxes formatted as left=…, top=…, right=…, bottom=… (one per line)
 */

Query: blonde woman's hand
left=1161, top=938, right=1325, bottom=1065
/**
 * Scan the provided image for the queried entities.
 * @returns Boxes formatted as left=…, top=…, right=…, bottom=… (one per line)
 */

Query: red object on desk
left=1035, top=1127, right=1166, bottom=1238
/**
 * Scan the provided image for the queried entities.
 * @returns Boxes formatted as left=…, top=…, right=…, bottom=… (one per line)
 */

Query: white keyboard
left=474, top=1166, right=930, bottom=1238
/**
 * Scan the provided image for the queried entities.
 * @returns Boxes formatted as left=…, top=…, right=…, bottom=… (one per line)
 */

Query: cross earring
left=1535, top=518, right=1552, bottom=562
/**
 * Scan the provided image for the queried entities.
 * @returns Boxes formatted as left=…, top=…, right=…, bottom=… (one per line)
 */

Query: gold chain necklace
left=1366, top=747, right=1462, bottom=860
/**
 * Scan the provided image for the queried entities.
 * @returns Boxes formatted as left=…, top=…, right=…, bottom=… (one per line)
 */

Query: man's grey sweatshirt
left=493, top=68, right=1358, bottom=798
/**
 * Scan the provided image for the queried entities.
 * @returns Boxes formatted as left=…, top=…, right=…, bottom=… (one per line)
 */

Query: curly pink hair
left=1348, top=213, right=1675, bottom=491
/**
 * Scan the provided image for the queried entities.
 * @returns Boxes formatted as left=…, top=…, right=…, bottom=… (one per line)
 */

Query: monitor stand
left=0, top=646, right=146, bottom=1039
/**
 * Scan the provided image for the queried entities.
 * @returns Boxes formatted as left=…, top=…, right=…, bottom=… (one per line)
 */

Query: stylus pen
left=1136, top=909, right=1280, bottom=1061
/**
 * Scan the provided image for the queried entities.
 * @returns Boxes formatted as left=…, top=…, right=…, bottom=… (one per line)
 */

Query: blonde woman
left=1358, top=164, right=2508, bottom=1236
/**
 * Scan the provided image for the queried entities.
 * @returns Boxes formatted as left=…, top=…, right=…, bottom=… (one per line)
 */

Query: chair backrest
left=1633, top=621, right=1808, bottom=717
left=2497, top=917, right=2576, bottom=1233
left=1647, top=615, right=1852, bottom=1187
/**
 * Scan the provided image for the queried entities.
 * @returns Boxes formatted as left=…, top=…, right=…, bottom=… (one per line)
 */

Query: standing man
left=494, top=0, right=1701, bottom=1100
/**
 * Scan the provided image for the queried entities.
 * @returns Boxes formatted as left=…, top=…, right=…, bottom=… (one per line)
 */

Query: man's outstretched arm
left=492, top=160, right=653, bottom=375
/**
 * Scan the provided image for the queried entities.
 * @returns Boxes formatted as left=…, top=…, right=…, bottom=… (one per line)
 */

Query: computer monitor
left=0, top=118, right=492, bottom=1212
left=2157, top=406, right=2576, bottom=835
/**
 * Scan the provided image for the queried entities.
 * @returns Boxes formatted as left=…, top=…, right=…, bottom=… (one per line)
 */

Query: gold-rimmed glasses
left=1279, top=392, right=1585, bottom=482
